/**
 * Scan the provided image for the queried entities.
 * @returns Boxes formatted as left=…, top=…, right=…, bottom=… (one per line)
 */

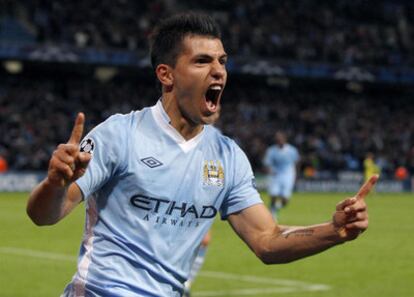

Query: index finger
left=67, top=112, right=85, bottom=144
left=355, top=174, right=379, bottom=200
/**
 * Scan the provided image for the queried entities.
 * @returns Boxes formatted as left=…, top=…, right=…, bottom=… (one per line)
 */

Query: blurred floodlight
left=94, top=67, right=118, bottom=82
left=3, top=60, right=23, bottom=74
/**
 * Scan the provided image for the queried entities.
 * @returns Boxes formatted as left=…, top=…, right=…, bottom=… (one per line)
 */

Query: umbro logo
left=141, top=157, right=163, bottom=168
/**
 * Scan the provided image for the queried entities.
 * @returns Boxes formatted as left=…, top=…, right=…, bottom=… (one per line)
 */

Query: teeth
left=210, top=85, right=222, bottom=90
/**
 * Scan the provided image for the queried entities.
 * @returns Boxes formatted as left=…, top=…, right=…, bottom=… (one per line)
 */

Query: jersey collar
left=151, top=99, right=204, bottom=153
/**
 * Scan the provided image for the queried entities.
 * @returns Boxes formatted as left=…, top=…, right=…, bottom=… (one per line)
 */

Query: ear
left=155, top=64, right=173, bottom=90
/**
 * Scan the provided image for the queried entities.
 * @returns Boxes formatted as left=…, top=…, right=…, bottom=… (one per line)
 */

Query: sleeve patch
left=80, top=138, right=95, bottom=154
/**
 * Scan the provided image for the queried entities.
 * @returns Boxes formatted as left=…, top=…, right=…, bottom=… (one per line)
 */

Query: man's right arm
left=27, top=181, right=83, bottom=225
left=26, top=113, right=91, bottom=225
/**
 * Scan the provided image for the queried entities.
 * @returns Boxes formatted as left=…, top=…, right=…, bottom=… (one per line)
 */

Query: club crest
left=203, top=160, right=224, bottom=187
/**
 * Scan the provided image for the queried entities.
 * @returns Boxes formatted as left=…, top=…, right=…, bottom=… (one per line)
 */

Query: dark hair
left=150, top=12, right=221, bottom=70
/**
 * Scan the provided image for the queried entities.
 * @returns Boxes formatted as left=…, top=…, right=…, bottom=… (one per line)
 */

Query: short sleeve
left=76, top=114, right=128, bottom=200
left=220, top=144, right=262, bottom=219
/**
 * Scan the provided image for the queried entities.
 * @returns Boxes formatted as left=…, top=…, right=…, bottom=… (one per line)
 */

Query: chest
left=118, top=136, right=229, bottom=215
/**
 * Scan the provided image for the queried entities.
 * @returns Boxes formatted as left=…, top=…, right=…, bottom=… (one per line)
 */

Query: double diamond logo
left=141, top=157, right=163, bottom=168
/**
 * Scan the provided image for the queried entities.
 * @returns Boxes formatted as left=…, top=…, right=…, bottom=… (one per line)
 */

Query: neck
left=161, top=95, right=203, bottom=141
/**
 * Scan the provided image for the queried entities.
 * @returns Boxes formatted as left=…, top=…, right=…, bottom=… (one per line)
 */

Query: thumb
left=72, top=152, right=92, bottom=181
left=336, top=197, right=357, bottom=211
left=77, top=152, right=92, bottom=169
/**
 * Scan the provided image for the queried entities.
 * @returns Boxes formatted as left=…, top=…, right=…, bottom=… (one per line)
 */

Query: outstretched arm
left=227, top=175, right=378, bottom=264
left=27, top=113, right=91, bottom=225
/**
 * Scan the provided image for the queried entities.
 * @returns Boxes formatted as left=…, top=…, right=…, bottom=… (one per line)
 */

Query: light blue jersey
left=263, top=144, right=299, bottom=198
left=62, top=100, right=262, bottom=297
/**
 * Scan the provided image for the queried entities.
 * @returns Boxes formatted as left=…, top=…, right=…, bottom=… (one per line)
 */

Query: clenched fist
left=333, top=175, right=379, bottom=241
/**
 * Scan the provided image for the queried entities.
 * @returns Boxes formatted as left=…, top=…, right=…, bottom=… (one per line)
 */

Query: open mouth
left=205, top=85, right=222, bottom=112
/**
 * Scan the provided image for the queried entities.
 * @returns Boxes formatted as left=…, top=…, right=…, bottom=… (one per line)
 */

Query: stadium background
left=0, top=1, right=413, bottom=296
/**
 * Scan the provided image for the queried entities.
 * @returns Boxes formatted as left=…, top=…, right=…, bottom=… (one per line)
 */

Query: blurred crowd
left=1, top=0, right=414, bottom=66
left=1, top=75, right=413, bottom=180
left=220, top=85, right=414, bottom=180
left=1, top=0, right=414, bottom=181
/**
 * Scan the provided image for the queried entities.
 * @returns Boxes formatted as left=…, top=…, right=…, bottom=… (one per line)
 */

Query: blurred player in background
left=363, top=152, right=380, bottom=183
left=27, top=12, right=377, bottom=297
left=263, top=131, right=299, bottom=219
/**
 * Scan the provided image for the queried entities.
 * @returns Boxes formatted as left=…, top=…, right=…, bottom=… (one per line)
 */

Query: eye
left=219, top=58, right=227, bottom=65
left=195, top=58, right=210, bottom=64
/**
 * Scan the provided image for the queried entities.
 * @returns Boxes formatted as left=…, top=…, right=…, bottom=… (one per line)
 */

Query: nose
left=210, top=60, right=226, bottom=80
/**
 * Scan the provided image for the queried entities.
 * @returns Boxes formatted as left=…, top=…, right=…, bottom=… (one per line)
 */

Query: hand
left=47, top=113, right=92, bottom=187
left=333, top=175, right=379, bottom=241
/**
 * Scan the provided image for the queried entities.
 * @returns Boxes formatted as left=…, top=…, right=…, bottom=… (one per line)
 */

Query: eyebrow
left=193, top=53, right=228, bottom=61
left=220, top=54, right=228, bottom=60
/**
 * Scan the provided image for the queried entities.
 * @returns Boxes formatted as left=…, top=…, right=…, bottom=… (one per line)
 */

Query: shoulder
left=205, top=125, right=241, bottom=153
left=101, top=110, right=142, bottom=128
left=91, top=109, right=151, bottom=135
left=81, top=111, right=147, bottom=167
left=83, top=110, right=144, bottom=152
left=204, top=126, right=252, bottom=172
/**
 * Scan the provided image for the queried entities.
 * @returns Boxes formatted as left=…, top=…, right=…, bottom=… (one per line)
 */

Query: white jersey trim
left=151, top=100, right=204, bottom=153
left=73, top=196, right=98, bottom=295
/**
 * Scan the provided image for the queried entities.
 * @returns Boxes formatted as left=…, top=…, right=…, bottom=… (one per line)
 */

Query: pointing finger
left=355, top=174, right=379, bottom=200
left=68, top=112, right=85, bottom=144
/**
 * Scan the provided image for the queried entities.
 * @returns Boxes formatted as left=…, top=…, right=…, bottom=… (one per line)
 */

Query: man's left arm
left=227, top=175, right=378, bottom=264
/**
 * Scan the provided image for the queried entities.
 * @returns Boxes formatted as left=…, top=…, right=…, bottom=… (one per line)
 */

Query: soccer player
left=27, top=12, right=378, bottom=297
left=263, top=131, right=299, bottom=219
left=363, top=152, right=380, bottom=183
